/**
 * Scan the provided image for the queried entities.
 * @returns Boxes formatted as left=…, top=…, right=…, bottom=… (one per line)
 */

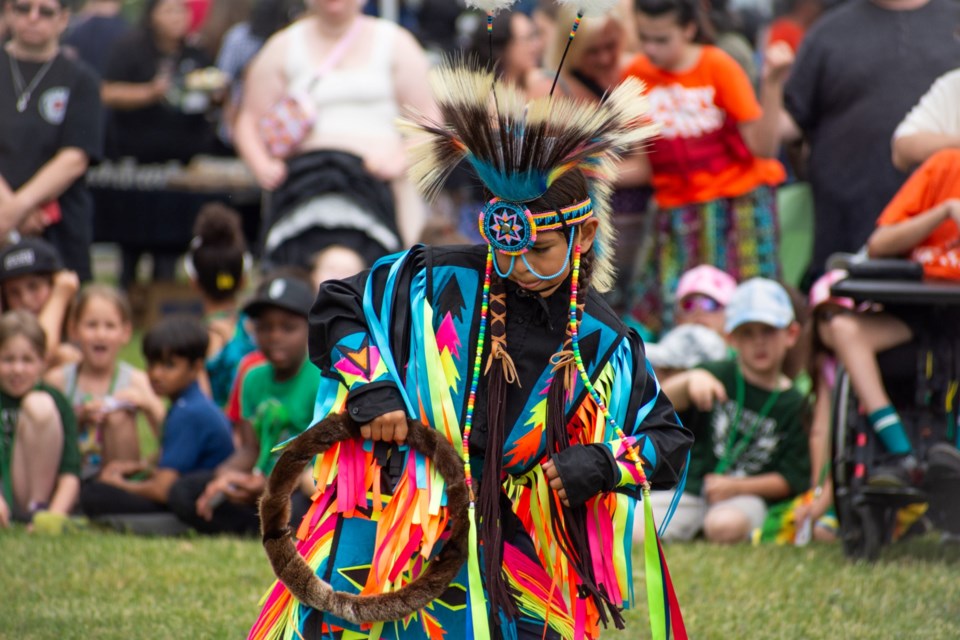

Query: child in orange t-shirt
left=623, top=0, right=791, bottom=333
left=826, top=148, right=960, bottom=486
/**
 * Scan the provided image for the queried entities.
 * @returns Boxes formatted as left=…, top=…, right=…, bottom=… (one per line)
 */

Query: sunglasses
left=10, top=2, right=61, bottom=18
left=678, top=294, right=722, bottom=313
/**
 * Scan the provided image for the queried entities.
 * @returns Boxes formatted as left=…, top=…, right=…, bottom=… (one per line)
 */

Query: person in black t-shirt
left=102, top=0, right=215, bottom=164
left=0, top=0, right=104, bottom=281
left=63, top=0, right=129, bottom=78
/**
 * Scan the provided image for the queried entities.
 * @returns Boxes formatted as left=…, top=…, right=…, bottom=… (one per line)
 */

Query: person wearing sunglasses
left=645, top=264, right=736, bottom=382
left=0, top=0, right=104, bottom=281
left=674, top=264, right=737, bottom=335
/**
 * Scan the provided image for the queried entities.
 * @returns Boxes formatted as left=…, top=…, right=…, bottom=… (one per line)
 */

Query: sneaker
left=30, top=511, right=88, bottom=535
left=927, top=443, right=960, bottom=478
left=868, top=455, right=918, bottom=487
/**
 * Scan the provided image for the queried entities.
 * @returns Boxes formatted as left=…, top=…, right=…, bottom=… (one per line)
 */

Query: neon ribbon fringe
left=643, top=485, right=687, bottom=640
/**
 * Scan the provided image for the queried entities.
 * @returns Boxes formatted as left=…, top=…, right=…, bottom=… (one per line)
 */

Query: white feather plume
left=399, top=65, right=658, bottom=293
left=555, top=0, right=620, bottom=17
left=465, top=0, right=518, bottom=13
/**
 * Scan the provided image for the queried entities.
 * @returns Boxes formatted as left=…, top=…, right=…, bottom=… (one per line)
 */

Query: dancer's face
left=496, top=219, right=598, bottom=298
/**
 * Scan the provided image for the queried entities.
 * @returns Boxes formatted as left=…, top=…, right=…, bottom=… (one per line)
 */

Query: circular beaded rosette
left=479, top=198, right=536, bottom=255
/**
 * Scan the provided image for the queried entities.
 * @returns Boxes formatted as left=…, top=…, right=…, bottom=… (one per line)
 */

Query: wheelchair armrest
left=832, top=277, right=960, bottom=306
left=845, top=259, right=923, bottom=281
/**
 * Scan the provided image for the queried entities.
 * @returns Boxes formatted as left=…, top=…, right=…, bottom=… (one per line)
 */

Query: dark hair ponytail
left=189, top=203, right=247, bottom=302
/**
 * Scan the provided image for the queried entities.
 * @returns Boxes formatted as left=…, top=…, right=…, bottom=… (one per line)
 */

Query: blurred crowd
left=2, top=0, right=960, bottom=550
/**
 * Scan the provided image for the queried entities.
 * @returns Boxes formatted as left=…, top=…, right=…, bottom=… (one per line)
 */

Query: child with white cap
left=652, top=278, right=810, bottom=543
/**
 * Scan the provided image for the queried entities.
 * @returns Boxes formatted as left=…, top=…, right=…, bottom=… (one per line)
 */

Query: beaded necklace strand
left=568, top=243, right=650, bottom=489
left=459, top=244, right=650, bottom=495
left=460, top=249, right=494, bottom=504
left=455, top=242, right=653, bottom=634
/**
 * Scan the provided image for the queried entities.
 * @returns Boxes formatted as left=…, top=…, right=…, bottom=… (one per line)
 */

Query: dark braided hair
left=476, top=168, right=608, bottom=631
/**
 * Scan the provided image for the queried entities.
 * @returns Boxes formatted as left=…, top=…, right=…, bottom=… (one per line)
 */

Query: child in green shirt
left=0, top=310, right=80, bottom=528
left=653, top=278, right=811, bottom=543
left=168, top=274, right=321, bottom=535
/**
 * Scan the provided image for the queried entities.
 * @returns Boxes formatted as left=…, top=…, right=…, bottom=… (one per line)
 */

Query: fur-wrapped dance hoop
left=259, top=413, right=470, bottom=625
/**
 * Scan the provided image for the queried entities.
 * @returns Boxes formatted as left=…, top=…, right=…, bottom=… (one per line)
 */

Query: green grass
left=2, top=531, right=959, bottom=639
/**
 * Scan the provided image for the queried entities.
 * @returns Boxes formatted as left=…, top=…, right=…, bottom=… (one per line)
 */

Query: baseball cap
left=242, top=277, right=315, bottom=319
left=676, top=265, right=738, bottom=307
left=724, top=278, right=795, bottom=334
left=0, top=237, right=63, bottom=282
left=809, top=270, right=854, bottom=311
left=646, top=324, right=729, bottom=370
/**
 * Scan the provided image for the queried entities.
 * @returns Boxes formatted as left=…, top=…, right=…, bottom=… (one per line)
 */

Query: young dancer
left=250, top=62, right=691, bottom=640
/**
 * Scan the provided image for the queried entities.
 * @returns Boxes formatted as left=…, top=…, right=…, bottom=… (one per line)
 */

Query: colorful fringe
left=629, top=185, right=780, bottom=333
left=249, top=252, right=686, bottom=639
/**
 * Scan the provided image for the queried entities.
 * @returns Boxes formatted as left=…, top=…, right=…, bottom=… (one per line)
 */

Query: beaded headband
left=478, top=197, right=593, bottom=255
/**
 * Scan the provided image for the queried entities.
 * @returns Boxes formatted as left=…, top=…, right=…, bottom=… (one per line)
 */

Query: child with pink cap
left=675, top=265, right=738, bottom=333
left=645, top=265, right=737, bottom=381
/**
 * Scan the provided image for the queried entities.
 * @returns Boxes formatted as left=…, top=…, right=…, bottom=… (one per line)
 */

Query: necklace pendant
left=16, top=95, right=28, bottom=113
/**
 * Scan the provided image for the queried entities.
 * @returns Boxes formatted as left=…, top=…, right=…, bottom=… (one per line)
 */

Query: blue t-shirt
left=158, top=381, right=233, bottom=473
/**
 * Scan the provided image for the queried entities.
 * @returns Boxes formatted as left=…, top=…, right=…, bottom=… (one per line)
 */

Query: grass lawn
left=2, top=530, right=959, bottom=639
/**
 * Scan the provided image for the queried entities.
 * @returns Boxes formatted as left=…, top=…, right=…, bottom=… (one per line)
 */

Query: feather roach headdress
left=399, top=64, right=657, bottom=292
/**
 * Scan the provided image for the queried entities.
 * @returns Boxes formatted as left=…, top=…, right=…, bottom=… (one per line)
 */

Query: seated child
left=310, top=244, right=366, bottom=293
left=791, top=269, right=852, bottom=543
left=0, top=311, right=81, bottom=527
left=80, top=316, right=234, bottom=519
left=46, top=285, right=165, bottom=479
left=829, top=148, right=960, bottom=486
left=646, top=265, right=736, bottom=380
left=673, top=265, right=738, bottom=335
left=0, top=238, right=79, bottom=366
left=187, top=204, right=257, bottom=407
left=650, top=278, right=810, bottom=543
left=168, top=275, right=320, bottom=535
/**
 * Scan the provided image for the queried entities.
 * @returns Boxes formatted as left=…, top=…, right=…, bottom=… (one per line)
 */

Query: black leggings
left=80, top=480, right=170, bottom=516
left=167, top=470, right=311, bottom=536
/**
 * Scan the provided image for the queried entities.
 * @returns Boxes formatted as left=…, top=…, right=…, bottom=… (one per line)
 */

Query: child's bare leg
left=100, top=410, right=140, bottom=465
left=703, top=495, right=766, bottom=544
left=703, top=506, right=752, bottom=544
left=48, top=475, right=79, bottom=516
left=11, top=392, right=64, bottom=513
left=832, top=312, right=917, bottom=480
left=830, top=313, right=913, bottom=413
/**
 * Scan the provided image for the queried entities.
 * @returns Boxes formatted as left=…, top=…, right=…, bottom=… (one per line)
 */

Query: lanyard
left=68, top=363, right=121, bottom=405
left=714, top=367, right=782, bottom=474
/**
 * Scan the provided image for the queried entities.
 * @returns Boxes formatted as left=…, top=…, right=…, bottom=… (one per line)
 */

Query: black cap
left=243, top=277, right=315, bottom=319
left=0, top=238, right=64, bottom=282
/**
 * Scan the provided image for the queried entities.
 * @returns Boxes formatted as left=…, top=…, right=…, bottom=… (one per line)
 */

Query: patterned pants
left=629, top=185, right=780, bottom=334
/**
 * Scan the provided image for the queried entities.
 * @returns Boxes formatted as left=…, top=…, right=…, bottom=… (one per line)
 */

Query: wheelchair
left=829, top=260, right=960, bottom=561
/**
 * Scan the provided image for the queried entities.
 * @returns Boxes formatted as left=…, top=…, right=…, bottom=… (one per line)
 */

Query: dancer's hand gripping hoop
left=258, top=413, right=470, bottom=625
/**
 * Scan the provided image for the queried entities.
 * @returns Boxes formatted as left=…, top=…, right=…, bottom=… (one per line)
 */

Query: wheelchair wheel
left=838, top=503, right=883, bottom=562
left=831, top=367, right=883, bottom=561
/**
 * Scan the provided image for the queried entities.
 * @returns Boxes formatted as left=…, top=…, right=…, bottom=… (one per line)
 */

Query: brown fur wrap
left=259, top=413, right=470, bottom=625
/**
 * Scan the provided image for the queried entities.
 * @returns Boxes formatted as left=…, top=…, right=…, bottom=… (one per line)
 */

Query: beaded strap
left=461, top=249, right=494, bottom=502
left=568, top=243, right=650, bottom=489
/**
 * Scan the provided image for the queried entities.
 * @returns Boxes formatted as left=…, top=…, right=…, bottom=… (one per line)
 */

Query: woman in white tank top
left=234, top=0, right=436, bottom=260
